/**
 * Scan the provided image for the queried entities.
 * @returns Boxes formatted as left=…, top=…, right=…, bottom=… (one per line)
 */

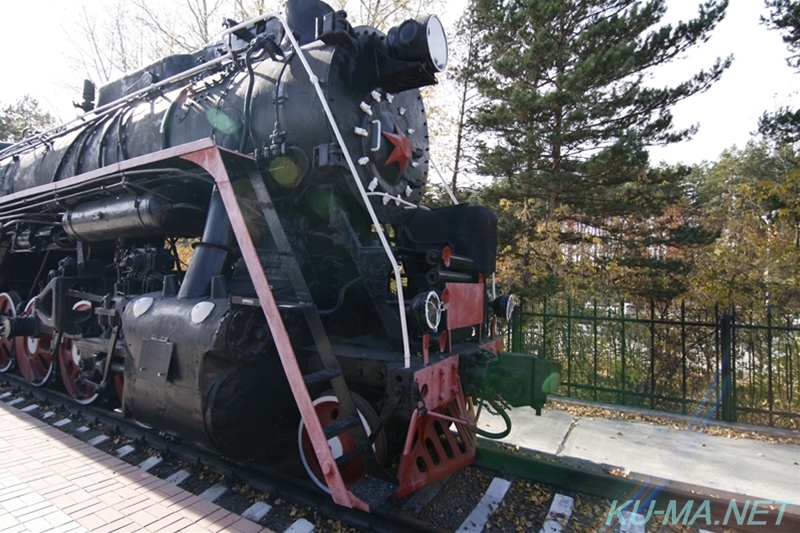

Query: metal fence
left=508, top=297, right=800, bottom=428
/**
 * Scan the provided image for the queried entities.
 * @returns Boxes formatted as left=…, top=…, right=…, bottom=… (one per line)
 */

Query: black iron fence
left=508, top=297, right=800, bottom=428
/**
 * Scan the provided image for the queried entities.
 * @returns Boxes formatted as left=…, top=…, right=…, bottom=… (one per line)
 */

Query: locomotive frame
left=0, top=0, right=560, bottom=511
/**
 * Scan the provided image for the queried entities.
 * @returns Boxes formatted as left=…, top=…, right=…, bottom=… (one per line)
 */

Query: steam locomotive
left=0, top=0, right=560, bottom=510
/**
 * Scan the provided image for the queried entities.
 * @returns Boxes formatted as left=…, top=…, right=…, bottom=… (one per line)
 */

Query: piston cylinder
left=122, top=296, right=289, bottom=456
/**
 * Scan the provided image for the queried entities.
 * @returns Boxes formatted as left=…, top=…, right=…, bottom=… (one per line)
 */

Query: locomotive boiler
left=0, top=0, right=560, bottom=510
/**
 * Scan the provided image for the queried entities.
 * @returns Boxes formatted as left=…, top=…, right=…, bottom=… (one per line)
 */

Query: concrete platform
left=479, top=400, right=800, bottom=509
left=0, top=401, right=273, bottom=533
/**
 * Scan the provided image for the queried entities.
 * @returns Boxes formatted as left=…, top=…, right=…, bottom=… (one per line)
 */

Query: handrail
left=0, top=12, right=292, bottom=161
left=430, top=157, right=459, bottom=205
left=0, top=52, right=236, bottom=161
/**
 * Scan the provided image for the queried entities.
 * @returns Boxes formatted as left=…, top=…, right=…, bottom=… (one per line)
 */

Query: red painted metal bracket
left=395, top=356, right=476, bottom=498
left=443, top=283, right=485, bottom=331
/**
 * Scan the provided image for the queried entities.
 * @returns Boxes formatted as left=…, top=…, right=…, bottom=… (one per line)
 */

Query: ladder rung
left=323, top=413, right=362, bottom=440
left=335, top=440, right=370, bottom=466
left=303, top=368, right=342, bottom=386
left=230, top=295, right=261, bottom=307
left=255, top=249, right=295, bottom=257
left=277, top=302, right=314, bottom=311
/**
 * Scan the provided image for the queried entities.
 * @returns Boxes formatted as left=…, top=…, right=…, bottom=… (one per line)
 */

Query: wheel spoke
left=0, top=339, right=12, bottom=372
left=58, top=337, right=99, bottom=404
left=15, top=299, right=54, bottom=386
left=0, top=292, right=18, bottom=373
left=297, top=392, right=385, bottom=493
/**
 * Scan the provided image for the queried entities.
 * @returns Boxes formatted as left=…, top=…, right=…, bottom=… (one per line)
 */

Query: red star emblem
left=383, top=125, right=413, bottom=174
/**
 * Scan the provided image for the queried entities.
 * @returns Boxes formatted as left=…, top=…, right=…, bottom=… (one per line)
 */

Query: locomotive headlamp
left=425, top=291, right=442, bottom=331
left=387, top=15, right=448, bottom=73
left=491, top=294, right=517, bottom=322
left=409, top=290, right=442, bottom=332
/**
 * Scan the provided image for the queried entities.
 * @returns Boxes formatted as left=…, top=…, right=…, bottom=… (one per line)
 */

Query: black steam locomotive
left=0, top=0, right=559, bottom=509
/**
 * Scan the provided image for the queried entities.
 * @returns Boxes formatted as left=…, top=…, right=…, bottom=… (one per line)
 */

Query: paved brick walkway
left=0, top=402, right=274, bottom=533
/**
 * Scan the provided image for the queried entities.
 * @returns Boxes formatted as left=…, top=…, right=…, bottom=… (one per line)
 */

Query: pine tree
left=468, top=0, right=729, bottom=301
left=0, top=96, right=55, bottom=143
left=760, top=0, right=800, bottom=142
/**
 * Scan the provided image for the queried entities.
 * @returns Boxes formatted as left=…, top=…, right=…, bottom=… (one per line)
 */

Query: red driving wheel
left=58, top=337, right=100, bottom=404
left=15, top=299, right=53, bottom=386
left=0, top=292, right=19, bottom=373
left=58, top=301, right=99, bottom=404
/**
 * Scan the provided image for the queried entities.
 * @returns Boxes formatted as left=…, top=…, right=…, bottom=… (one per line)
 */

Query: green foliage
left=760, top=0, right=800, bottom=142
left=0, top=96, right=55, bottom=143
left=468, top=0, right=729, bottom=302
left=758, top=108, right=800, bottom=144
left=763, top=0, right=800, bottom=67
left=440, top=7, right=484, bottom=197
left=686, top=141, right=800, bottom=311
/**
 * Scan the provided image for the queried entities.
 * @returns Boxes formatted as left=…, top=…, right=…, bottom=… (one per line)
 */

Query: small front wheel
left=297, top=391, right=386, bottom=493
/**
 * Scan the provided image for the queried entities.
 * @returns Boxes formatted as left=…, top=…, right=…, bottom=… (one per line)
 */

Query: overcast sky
left=1, top=1, right=797, bottom=167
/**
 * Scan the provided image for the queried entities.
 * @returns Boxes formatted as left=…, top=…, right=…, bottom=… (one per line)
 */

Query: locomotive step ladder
left=184, top=143, right=397, bottom=511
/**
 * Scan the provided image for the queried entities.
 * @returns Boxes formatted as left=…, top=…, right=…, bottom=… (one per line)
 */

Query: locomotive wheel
left=14, top=299, right=54, bottom=386
left=58, top=337, right=100, bottom=404
left=298, top=391, right=386, bottom=493
left=0, top=292, right=19, bottom=373
left=58, top=301, right=99, bottom=404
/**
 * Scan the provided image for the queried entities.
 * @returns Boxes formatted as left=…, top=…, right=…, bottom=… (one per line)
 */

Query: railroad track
left=2, top=375, right=796, bottom=533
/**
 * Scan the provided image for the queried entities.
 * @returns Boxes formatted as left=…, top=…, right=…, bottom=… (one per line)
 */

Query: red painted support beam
left=179, top=142, right=366, bottom=510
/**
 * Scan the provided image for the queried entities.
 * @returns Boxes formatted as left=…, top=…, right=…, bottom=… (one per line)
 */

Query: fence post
left=567, top=297, right=572, bottom=397
left=681, top=301, right=687, bottom=415
left=714, top=304, right=720, bottom=419
left=650, top=300, right=655, bottom=410
left=593, top=300, right=598, bottom=402
left=511, top=303, right=522, bottom=353
left=789, top=316, right=795, bottom=404
left=767, top=303, right=774, bottom=426
left=620, top=299, right=626, bottom=406
left=542, top=296, right=548, bottom=361
left=720, top=314, right=736, bottom=422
